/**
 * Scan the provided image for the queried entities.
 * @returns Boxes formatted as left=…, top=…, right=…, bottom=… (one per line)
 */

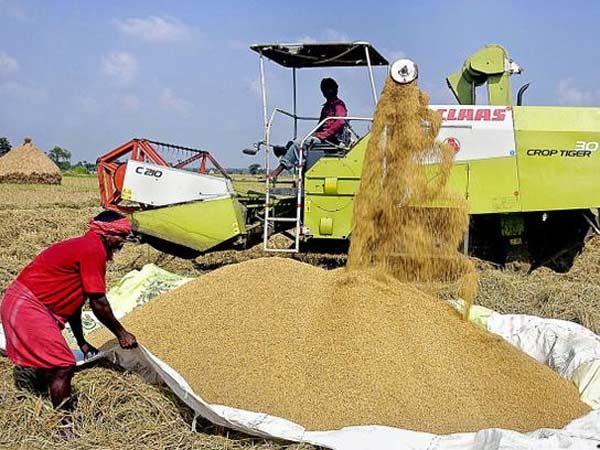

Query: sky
left=0, top=0, right=599, bottom=168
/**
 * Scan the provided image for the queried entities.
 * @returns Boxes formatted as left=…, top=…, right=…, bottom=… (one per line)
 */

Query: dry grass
left=0, top=175, right=99, bottom=209
left=231, top=174, right=266, bottom=195
left=475, top=237, right=600, bottom=334
left=0, top=358, right=312, bottom=450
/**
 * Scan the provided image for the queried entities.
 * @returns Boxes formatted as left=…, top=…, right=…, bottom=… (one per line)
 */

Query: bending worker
left=269, top=77, right=347, bottom=179
left=0, top=210, right=138, bottom=410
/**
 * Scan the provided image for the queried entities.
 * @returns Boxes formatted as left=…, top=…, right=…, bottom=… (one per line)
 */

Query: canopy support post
left=364, top=45, right=378, bottom=106
left=259, top=52, right=268, bottom=131
left=292, top=68, right=298, bottom=139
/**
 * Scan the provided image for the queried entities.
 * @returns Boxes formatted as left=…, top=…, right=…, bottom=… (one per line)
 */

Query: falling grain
left=347, top=79, right=476, bottom=316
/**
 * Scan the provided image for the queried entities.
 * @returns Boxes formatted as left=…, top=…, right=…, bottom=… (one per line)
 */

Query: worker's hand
left=79, top=342, right=99, bottom=360
left=117, top=330, right=138, bottom=349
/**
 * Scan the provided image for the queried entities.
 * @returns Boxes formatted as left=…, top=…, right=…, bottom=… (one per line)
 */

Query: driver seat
left=305, top=123, right=361, bottom=169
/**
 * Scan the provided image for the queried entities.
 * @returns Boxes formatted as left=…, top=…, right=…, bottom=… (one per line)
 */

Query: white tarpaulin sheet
left=99, top=339, right=600, bottom=450
left=99, top=308, right=600, bottom=450
left=2, top=265, right=600, bottom=449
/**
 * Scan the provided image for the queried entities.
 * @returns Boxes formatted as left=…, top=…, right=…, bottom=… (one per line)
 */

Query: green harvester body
left=124, top=44, right=600, bottom=269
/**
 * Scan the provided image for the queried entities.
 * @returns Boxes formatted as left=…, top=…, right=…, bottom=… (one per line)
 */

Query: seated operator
left=269, top=77, right=347, bottom=179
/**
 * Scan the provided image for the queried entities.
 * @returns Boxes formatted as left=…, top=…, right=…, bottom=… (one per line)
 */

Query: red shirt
left=17, top=231, right=107, bottom=322
left=315, top=98, right=347, bottom=141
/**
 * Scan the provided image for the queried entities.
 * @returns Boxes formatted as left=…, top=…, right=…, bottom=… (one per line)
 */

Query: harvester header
left=97, top=138, right=229, bottom=212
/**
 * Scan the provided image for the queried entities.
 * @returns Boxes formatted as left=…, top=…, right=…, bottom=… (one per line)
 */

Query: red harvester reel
left=96, top=138, right=229, bottom=213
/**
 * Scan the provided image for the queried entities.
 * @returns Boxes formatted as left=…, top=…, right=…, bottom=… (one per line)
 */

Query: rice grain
left=91, top=257, right=589, bottom=433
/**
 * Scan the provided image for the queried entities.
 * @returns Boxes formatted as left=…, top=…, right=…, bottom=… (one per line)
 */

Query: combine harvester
left=96, top=43, right=600, bottom=271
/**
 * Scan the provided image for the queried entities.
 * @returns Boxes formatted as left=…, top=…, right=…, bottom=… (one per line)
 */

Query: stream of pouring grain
left=347, top=79, right=476, bottom=317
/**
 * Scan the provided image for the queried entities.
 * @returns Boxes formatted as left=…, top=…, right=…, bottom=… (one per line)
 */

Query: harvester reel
left=390, top=59, right=418, bottom=84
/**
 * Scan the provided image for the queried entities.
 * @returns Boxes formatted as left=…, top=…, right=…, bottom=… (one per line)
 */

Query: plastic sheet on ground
left=2, top=265, right=600, bottom=449
left=97, top=298, right=600, bottom=450
left=101, top=329, right=600, bottom=450
left=63, top=263, right=192, bottom=347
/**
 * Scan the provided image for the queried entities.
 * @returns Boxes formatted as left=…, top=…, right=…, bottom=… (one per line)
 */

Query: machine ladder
left=263, top=145, right=305, bottom=253
left=260, top=114, right=371, bottom=253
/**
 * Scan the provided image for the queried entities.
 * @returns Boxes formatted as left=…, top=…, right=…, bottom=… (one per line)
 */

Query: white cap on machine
left=390, top=59, right=419, bottom=84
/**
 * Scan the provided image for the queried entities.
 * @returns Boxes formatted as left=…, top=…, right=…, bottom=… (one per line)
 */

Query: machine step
left=269, top=187, right=298, bottom=196
left=263, top=247, right=298, bottom=253
left=266, top=217, right=297, bottom=222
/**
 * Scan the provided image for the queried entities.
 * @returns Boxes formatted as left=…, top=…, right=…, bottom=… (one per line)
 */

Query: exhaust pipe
left=517, top=83, right=530, bottom=106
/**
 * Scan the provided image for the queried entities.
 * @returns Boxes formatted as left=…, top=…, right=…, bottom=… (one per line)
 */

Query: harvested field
left=0, top=358, right=310, bottom=450
left=0, top=176, right=99, bottom=210
left=2, top=175, right=600, bottom=447
left=91, top=257, right=589, bottom=434
left=475, top=236, right=600, bottom=334
left=0, top=139, right=61, bottom=185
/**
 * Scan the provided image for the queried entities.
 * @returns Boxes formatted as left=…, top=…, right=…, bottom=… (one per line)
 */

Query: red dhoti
left=0, top=280, right=75, bottom=369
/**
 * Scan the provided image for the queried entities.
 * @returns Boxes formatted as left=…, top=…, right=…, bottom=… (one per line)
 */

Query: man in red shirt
left=0, top=210, right=138, bottom=410
left=269, top=77, right=348, bottom=179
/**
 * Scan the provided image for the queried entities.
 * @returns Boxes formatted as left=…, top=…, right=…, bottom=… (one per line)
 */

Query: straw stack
left=0, top=138, right=61, bottom=184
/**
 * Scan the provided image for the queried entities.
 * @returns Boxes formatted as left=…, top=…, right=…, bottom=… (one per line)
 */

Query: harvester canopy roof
left=250, top=42, right=388, bottom=68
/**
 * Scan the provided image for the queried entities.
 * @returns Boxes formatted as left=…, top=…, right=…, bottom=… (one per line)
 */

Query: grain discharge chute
left=96, top=43, right=600, bottom=271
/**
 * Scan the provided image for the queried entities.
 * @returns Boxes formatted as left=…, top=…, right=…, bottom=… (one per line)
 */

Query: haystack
left=0, top=138, right=61, bottom=184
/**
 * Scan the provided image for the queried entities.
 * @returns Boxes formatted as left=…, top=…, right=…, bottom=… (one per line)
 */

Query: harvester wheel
left=525, top=210, right=592, bottom=273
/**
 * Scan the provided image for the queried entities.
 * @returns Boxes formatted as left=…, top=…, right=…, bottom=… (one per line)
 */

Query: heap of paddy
left=91, top=257, right=590, bottom=434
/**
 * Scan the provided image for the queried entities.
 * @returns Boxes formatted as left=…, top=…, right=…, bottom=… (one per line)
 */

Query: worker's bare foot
left=56, top=413, right=75, bottom=440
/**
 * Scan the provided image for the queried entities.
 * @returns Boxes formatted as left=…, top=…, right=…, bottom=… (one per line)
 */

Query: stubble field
left=1, top=175, right=599, bottom=449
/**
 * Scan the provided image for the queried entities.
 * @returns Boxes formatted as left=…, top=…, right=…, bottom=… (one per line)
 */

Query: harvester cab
left=245, top=41, right=390, bottom=252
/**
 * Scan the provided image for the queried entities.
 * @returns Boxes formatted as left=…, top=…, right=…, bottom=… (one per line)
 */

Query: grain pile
left=0, top=138, right=61, bottom=184
left=91, top=257, right=589, bottom=434
left=347, top=78, right=477, bottom=316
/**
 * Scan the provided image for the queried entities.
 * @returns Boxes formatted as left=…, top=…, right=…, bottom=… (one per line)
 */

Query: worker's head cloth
left=88, top=217, right=132, bottom=237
